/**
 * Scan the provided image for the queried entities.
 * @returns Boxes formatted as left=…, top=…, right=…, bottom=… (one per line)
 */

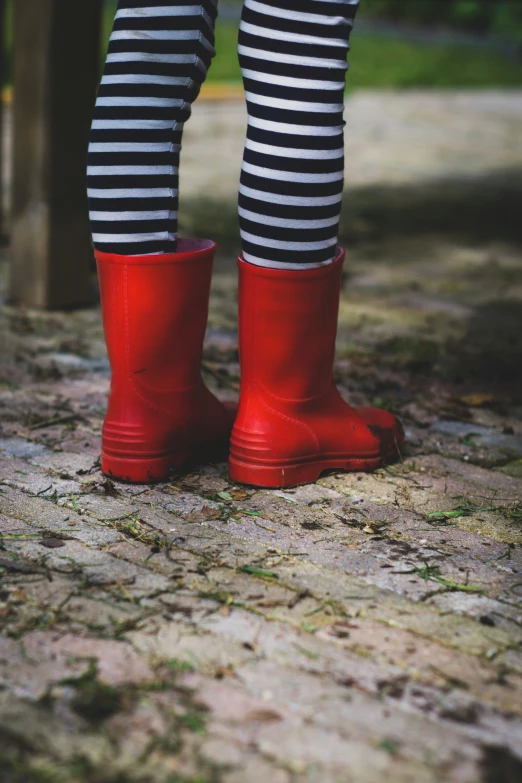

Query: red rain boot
left=96, top=238, right=233, bottom=483
left=229, top=248, right=404, bottom=488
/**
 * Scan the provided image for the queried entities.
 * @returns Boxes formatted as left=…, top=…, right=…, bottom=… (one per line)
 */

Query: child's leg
left=230, top=0, right=404, bottom=489
left=238, top=0, right=360, bottom=269
left=90, top=1, right=235, bottom=486
left=88, top=0, right=218, bottom=256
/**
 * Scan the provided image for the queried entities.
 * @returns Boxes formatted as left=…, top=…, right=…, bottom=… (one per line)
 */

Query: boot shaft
left=96, top=239, right=216, bottom=394
left=237, top=249, right=345, bottom=404
left=95, top=238, right=235, bottom=482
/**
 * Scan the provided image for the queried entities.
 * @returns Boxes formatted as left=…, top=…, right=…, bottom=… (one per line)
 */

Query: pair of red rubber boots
left=96, top=238, right=403, bottom=488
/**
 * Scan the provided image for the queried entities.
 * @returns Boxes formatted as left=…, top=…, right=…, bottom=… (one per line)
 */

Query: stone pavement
left=1, top=91, right=522, bottom=782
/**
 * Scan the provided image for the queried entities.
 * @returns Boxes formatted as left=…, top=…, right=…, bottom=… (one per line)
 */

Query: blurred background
left=3, top=0, right=522, bottom=285
left=1, top=0, right=522, bottom=456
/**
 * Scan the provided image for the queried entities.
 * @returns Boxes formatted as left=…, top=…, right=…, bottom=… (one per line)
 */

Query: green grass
left=3, top=6, right=522, bottom=90
left=350, top=32, right=522, bottom=88
left=210, top=21, right=522, bottom=88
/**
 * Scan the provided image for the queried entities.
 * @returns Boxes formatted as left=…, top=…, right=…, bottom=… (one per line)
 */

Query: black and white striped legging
left=88, top=0, right=360, bottom=268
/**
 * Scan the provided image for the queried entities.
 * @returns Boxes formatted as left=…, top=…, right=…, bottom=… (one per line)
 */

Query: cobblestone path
left=1, top=92, right=522, bottom=783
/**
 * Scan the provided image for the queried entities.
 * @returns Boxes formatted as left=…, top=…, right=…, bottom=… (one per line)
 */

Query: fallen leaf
left=40, top=538, right=66, bottom=548
left=427, top=509, right=471, bottom=521
left=302, top=521, right=323, bottom=530
left=331, top=623, right=352, bottom=639
left=459, top=393, right=495, bottom=407
left=287, top=590, right=310, bottom=608
left=201, top=505, right=222, bottom=520
left=240, top=566, right=278, bottom=579
left=216, top=666, right=235, bottom=678
left=103, top=479, right=120, bottom=498
left=230, top=489, right=248, bottom=501
left=161, top=484, right=180, bottom=495
left=76, top=458, right=100, bottom=476
left=245, top=708, right=282, bottom=723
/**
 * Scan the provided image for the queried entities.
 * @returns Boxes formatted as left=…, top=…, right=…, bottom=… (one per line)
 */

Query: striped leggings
left=88, top=0, right=360, bottom=269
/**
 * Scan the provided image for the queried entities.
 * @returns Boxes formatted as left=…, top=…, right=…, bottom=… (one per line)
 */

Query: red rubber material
left=96, top=238, right=234, bottom=483
left=229, top=248, right=404, bottom=489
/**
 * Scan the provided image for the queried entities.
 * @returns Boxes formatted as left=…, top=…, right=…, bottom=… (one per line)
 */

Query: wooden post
left=0, top=0, right=6, bottom=241
left=9, top=0, right=102, bottom=309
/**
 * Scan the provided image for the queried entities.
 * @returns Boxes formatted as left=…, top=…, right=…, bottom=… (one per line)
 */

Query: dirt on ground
left=1, top=91, right=522, bottom=783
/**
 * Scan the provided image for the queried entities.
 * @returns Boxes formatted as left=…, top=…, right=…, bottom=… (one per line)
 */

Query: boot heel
left=101, top=450, right=189, bottom=484
left=228, top=457, right=318, bottom=488
left=229, top=455, right=385, bottom=489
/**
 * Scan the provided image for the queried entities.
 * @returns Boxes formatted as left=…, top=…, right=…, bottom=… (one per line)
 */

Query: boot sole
left=102, top=442, right=229, bottom=484
left=229, top=449, right=399, bottom=489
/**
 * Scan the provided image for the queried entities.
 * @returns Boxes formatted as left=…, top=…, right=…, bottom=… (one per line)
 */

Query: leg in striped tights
left=238, top=0, right=360, bottom=269
left=88, top=0, right=218, bottom=255
left=229, top=1, right=404, bottom=488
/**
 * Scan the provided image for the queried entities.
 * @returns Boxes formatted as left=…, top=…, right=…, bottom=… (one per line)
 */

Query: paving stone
left=0, top=436, right=52, bottom=460
left=0, top=634, right=91, bottom=700
left=430, top=421, right=522, bottom=462
left=24, top=631, right=155, bottom=686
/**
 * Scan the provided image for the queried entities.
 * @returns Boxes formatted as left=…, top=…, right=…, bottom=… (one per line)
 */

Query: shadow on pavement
left=340, top=167, right=522, bottom=249
left=179, top=166, right=522, bottom=265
